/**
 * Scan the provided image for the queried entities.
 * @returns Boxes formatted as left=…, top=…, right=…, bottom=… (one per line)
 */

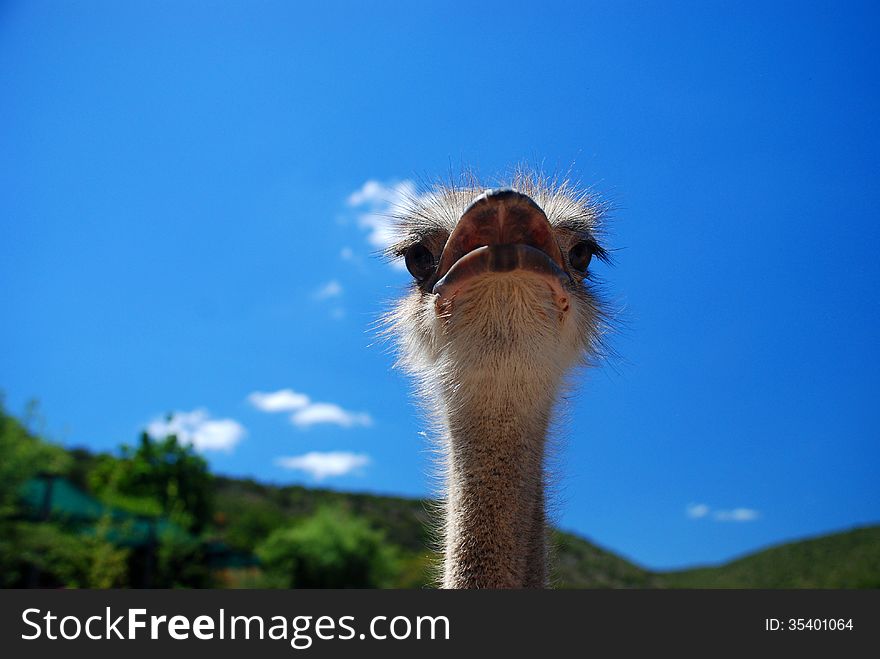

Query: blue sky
left=1, top=0, right=878, bottom=569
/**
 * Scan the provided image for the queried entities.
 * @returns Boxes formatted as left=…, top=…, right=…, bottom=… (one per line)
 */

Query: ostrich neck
left=440, top=375, right=555, bottom=589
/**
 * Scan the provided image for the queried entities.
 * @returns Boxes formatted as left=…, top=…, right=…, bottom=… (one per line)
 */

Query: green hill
left=655, top=525, right=880, bottom=589
left=550, top=530, right=656, bottom=588
left=209, top=475, right=880, bottom=589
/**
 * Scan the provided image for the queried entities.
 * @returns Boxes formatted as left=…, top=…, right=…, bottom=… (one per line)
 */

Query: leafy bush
left=1, top=520, right=129, bottom=588
left=256, top=506, right=399, bottom=588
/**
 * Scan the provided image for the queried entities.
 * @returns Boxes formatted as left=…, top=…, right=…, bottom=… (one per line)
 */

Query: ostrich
left=384, top=171, right=610, bottom=588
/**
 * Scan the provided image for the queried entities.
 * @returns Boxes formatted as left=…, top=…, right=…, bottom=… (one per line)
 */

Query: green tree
left=154, top=527, right=213, bottom=588
left=256, top=506, right=399, bottom=588
left=0, top=398, right=70, bottom=517
left=0, top=398, right=76, bottom=586
left=89, top=430, right=213, bottom=532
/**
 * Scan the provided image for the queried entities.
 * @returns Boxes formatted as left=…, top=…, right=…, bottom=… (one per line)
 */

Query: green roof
left=19, top=476, right=189, bottom=546
left=18, top=475, right=259, bottom=567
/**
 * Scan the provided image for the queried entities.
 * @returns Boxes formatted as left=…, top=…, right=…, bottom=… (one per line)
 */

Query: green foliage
left=0, top=399, right=83, bottom=587
left=0, top=401, right=215, bottom=587
left=256, top=506, right=399, bottom=588
left=154, top=528, right=214, bottom=588
left=213, top=476, right=432, bottom=554
left=212, top=482, right=288, bottom=552
left=87, top=516, right=132, bottom=588
left=393, top=550, right=439, bottom=589
left=89, top=431, right=213, bottom=532
left=0, top=520, right=129, bottom=588
left=0, top=398, right=70, bottom=517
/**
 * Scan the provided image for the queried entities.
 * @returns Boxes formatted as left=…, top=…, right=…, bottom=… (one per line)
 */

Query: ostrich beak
left=432, top=189, right=571, bottom=306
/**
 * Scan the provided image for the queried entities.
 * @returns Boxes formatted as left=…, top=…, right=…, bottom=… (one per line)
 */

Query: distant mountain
left=655, top=526, right=880, bottom=588
left=212, top=475, right=880, bottom=588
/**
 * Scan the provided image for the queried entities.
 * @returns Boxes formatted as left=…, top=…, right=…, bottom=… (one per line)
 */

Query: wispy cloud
left=314, top=280, right=343, bottom=300
left=248, top=389, right=310, bottom=412
left=713, top=508, right=761, bottom=522
left=686, top=502, right=761, bottom=523
left=347, top=179, right=415, bottom=249
left=248, top=388, right=373, bottom=429
left=275, top=451, right=370, bottom=480
left=290, top=403, right=372, bottom=429
left=147, top=409, right=246, bottom=453
left=686, top=503, right=710, bottom=519
left=347, top=179, right=419, bottom=268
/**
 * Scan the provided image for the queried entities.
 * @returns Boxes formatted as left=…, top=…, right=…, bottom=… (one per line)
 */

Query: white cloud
left=714, top=508, right=761, bottom=522
left=291, top=403, right=372, bottom=429
left=248, top=389, right=373, bottom=429
left=314, top=280, right=343, bottom=300
left=347, top=179, right=418, bottom=255
left=275, top=451, right=370, bottom=480
left=686, top=503, right=710, bottom=519
left=248, top=389, right=310, bottom=412
left=686, top=503, right=761, bottom=523
left=147, top=409, right=246, bottom=453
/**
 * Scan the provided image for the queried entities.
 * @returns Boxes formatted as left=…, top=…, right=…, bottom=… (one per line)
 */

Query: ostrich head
left=384, top=171, right=610, bottom=588
left=387, top=173, right=608, bottom=390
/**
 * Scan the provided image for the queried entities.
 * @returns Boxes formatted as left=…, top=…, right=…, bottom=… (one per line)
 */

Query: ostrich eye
left=568, top=241, right=593, bottom=272
left=404, top=243, right=435, bottom=281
